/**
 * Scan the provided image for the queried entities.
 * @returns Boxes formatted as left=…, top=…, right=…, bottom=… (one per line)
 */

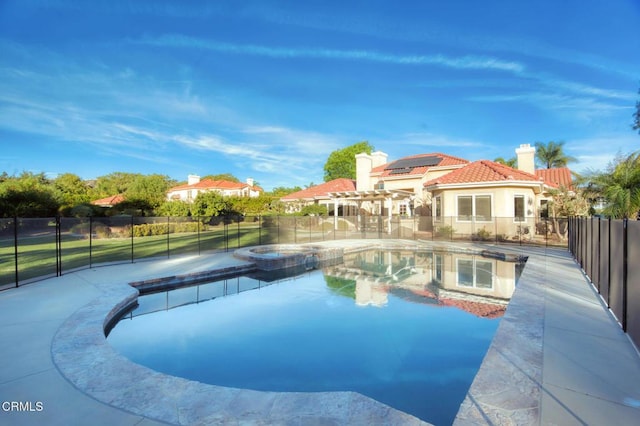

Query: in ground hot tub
left=234, top=244, right=343, bottom=271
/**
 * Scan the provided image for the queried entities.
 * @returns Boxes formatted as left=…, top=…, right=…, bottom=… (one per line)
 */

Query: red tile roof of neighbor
left=535, top=167, right=573, bottom=189
left=168, top=179, right=261, bottom=192
left=281, top=178, right=356, bottom=200
left=91, top=194, right=125, bottom=206
left=372, top=153, right=469, bottom=177
left=423, top=160, right=547, bottom=187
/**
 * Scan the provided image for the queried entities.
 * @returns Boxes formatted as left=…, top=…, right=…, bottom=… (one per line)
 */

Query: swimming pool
left=108, top=249, right=520, bottom=424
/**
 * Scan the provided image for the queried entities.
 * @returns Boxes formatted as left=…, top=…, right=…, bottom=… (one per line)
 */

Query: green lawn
left=0, top=224, right=279, bottom=287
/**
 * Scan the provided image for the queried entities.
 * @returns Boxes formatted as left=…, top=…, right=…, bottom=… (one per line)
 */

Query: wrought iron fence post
left=224, top=220, right=229, bottom=252
left=56, top=215, right=62, bottom=277
left=622, top=218, right=628, bottom=332
left=607, top=217, right=612, bottom=307
left=596, top=217, right=601, bottom=291
left=546, top=218, right=549, bottom=248
left=131, top=215, right=135, bottom=263
left=166, top=216, right=170, bottom=258
left=89, top=216, right=93, bottom=268
left=13, top=216, right=18, bottom=287
left=197, top=217, right=201, bottom=255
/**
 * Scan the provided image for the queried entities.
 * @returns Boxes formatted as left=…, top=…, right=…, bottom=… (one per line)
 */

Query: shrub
left=435, top=225, right=455, bottom=238
left=131, top=221, right=203, bottom=237
left=93, top=223, right=112, bottom=238
left=473, top=227, right=492, bottom=241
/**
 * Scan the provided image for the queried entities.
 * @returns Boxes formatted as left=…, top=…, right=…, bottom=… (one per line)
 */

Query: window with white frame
left=434, top=196, right=442, bottom=220
left=399, top=204, right=407, bottom=215
left=514, top=195, right=525, bottom=222
left=457, top=195, right=492, bottom=221
left=456, top=258, right=493, bottom=289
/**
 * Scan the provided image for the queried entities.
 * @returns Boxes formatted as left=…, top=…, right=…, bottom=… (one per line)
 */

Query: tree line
left=1, top=135, right=638, bottom=219
left=0, top=171, right=305, bottom=218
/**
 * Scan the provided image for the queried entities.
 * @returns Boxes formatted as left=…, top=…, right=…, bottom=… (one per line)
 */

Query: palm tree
left=586, top=151, right=640, bottom=219
left=534, top=141, right=577, bottom=169
left=494, top=156, right=517, bottom=167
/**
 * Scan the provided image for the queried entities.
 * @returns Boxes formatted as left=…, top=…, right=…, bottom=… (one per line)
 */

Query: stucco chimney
left=356, top=151, right=388, bottom=190
left=188, top=174, right=201, bottom=185
left=370, top=151, right=388, bottom=168
left=356, top=153, right=373, bottom=191
left=246, top=177, right=254, bottom=187
left=516, top=144, right=536, bottom=174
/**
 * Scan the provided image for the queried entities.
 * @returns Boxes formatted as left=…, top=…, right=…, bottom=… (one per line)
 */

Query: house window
left=457, top=195, right=492, bottom=221
left=434, top=196, right=442, bottom=219
left=456, top=258, right=493, bottom=289
left=539, top=199, right=549, bottom=218
left=399, top=204, right=407, bottom=216
left=514, top=195, right=525, bottom=222
left=458, top=196, right=472, bottom=220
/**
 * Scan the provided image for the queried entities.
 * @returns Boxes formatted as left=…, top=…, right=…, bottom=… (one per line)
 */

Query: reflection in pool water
left=108, top=249, right=522, bottom=425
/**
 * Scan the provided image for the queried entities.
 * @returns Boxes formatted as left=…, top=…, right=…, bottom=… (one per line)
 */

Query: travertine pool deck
left=1, top=240, right=639, bottom=425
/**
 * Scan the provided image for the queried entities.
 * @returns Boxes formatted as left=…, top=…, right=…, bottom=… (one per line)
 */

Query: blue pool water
left=108, top=250, right=517, bottom=424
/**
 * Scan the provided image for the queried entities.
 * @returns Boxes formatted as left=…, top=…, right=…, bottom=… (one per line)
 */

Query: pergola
left=327, top=189, right=414, bottom=233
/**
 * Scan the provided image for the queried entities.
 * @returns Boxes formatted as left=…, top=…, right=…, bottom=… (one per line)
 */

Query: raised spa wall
left=234, top=244, right=344, bottom=271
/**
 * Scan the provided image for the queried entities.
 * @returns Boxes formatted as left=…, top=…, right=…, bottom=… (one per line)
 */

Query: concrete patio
left=0, top=240, right=639, bottom=425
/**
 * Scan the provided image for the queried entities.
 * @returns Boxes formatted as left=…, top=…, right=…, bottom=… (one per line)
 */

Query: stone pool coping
left=45, top=239, right=640, bottom=425
left=51, top=242, right=433, bottom=425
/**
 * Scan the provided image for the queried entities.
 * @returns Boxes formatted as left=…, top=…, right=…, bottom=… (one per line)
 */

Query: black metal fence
left=568, top=217, right=640, bottom=350
left=1, top=214, right=567, bottom=290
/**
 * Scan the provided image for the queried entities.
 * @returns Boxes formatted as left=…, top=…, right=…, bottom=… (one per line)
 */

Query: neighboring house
left=91, top=194, right=125, bottom=208
left=166, top=175, right=262, bottom=202
left=280, top=178, right=356, bottom=214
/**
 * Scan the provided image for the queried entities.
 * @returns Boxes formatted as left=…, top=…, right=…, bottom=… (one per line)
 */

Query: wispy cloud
left=0, top=42, right=339, bottom=184
left=567, top=135, right=639, bottom=173
left=541, top=78, right=636, bottom=101
left=137, top=34, right=525, bottom=73
left=389, top=132, right=486, bottom=149
left=468, top=92, right=631, bottom=121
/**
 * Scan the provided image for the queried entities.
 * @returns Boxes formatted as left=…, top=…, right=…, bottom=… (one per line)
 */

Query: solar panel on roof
left=385, top=155, right=442, bottom=171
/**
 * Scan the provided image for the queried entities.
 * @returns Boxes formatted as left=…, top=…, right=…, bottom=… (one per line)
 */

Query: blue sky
left=1, top=0, right=638, bottom=190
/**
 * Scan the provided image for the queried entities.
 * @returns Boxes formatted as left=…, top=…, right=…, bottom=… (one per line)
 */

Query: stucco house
left=281, top=151, right=470, bottom=218
left=167, top=175, right=262, bottom=202
left=423, top=144, right=572, bottom=239
left=280, top=143, right=572, bottom=238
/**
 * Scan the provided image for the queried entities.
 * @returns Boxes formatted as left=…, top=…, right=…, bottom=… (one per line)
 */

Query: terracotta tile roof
left=535, top=167, right=572, bottom=189
left=372, top=153, right=469, bottom=177
left=281, top=178, right=356, bottom=201
left=91, top=194, right=125, bottom=206
left=439, top=298, right=506, bottom=318
left=424, top=160, right=543, bottom=187
left=168, top=179, right=260, bottom=192
left=396, top=288, right=506, bottom=318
